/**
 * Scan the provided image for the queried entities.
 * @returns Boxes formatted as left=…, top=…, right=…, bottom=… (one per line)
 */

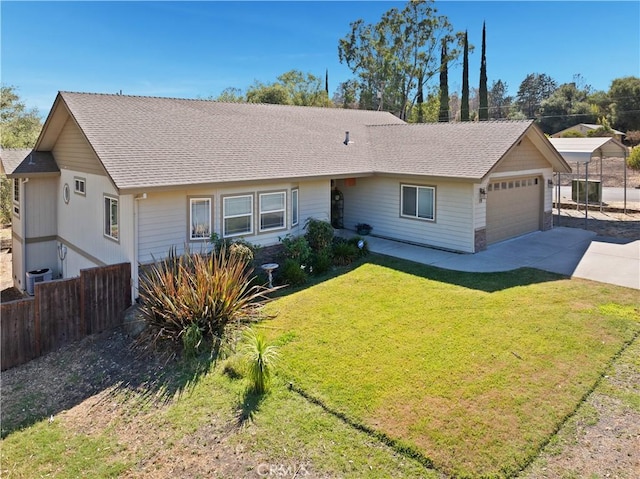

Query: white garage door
left=486, top=177, right=542, bottom=244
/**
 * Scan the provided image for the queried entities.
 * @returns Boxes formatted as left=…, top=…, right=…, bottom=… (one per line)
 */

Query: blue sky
left=2, top=1, right=639, bottom=115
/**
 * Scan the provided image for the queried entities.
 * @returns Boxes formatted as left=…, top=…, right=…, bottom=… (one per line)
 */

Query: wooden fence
left=1, top=262, right=131, bottom=371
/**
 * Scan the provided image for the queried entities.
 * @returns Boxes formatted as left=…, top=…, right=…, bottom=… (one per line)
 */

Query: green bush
left=279, top=258, right=307, bottom=286
left=628, top=146, right=640, bottom=171
left=138, top=248, right=271, bottom=353
left=332, top=241, right=359, bottom=266
left=0, top=176, right=12, bottom=225
left=311, top=248, right=333, bottom=274
left=304, top=218, right=334, bottom=252
left=560, top=130, right=585, bottom=138
left=279, top=234, right=311, bottom=266
left=210, top=233, right=257, bottom=263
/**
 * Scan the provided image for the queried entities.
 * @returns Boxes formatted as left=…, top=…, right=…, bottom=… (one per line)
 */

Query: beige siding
left=11, top=236, right=24, bottom=290
left=57, top=169, right=134, bottom=277
left=52, top=117, right=106, bottom=176
left=340, top=176, right=475, bottom=253
left=137, top=180, right=328, bottom=264
left=25, top=241, right=58, bottom=277
left=24, top=178, right=57, bottom=239
left=493, top=136, right=550, bottom=173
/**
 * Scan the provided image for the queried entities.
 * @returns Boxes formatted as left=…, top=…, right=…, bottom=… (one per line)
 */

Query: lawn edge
left=514, top=328, right=640, bottom=478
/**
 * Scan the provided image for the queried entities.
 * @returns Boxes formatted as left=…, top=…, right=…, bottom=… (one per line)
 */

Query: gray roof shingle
left=369, top=120, right=534, bottom=179
left=38, top=92, right=558, bottom=190
left=0, top=149, right=59, bottom=177
left=58, top=92, right=404, bottom=190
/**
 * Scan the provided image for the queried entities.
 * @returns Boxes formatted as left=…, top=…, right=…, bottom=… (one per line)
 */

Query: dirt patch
left=555, top=209, right=640, bottom=240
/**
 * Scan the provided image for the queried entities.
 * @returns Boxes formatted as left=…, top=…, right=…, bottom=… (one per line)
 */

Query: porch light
left=547, top=179, right=554, bottom=188
left=479, top=187, right=487, bottom=202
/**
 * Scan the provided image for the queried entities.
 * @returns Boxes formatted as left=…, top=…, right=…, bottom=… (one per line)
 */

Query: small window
left=223, top=194, right=253, bottom=237
left=13, top=179, right=20, bottom=203
left=12, top=179, right=20, bottom=217
left=259, top=191, right=286, bottom=232
left=401, top=184, right=435, bottom=221
left=104, top=195, right=119, bottom=240
left=515, top=180, right=520, bottom=188
left=189, top=198, right=211, bottom=240
left=291, top=188, right=299, bottom=226
left=74, top=177, right=86, bottom=195
left=501, top=182, right=507, bottom=190
left=487, top=184, right=493, bottom=192
left=508, top=182, right=514, bottom=189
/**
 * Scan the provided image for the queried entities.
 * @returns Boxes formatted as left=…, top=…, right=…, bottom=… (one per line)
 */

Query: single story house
left=2, top=92, right=570, bottom=297
left=551, top=123, right=626, bottom=142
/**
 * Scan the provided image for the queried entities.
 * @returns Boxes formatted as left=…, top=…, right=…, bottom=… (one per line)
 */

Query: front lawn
left=1, top=255, right=638, bottom=478
left=260, top=255, right=640, bottom=477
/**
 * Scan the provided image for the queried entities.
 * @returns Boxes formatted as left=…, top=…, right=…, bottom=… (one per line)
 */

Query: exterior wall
left=52, top=117, right=107, bottom=176
left=11, top=235, right=24, bottom=290
left=24, top=177, right=57, bottom=239
left=137, top=179, right=329, bottom=264
left=338, top=176, right=475, bottom=253
left=57, top=169, right=134, bottom=278
left=493, top=137, right=549, bottom=173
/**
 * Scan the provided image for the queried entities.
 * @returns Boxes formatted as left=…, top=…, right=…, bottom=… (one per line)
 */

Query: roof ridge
left=59, top=91, right=404, bottom=116
left=367, top=119, right=533, bottom=128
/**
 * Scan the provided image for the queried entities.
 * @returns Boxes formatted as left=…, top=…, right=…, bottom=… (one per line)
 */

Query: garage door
left=486, top=177, right=541, bottom=244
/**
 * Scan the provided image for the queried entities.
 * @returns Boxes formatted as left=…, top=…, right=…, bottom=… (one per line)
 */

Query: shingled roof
left=0, top=148, right=59, bottom=178
left=34, top=92, right=567, bottom=191
left=43, top=92, right=404, bottom=191
left=369, top=121, right=537, bottom=179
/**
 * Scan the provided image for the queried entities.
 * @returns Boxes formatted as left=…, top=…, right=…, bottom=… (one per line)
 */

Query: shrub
left=138, top=248, right=271, bottom=353
left=626, top=130, right=640, bottom=147
left=279, top=258, right=307, bottom=286
left=210, top=233, right=257, bottom=263
left=332, top=240, right=359, bottom=266
left=279, top=234, right=311, bottom=266
left=560, top=130, right=585, bottom=138
left=628, top=146, right=640, bottom=171
left=0, top=176, right=11, bottom=225
left=348, top=236, right=370, bottom=257
left=242, top=329, right=279, bottom=395
left=311, top=248, right=333, bottom=274
left=304, top=218, right=334, bottom=252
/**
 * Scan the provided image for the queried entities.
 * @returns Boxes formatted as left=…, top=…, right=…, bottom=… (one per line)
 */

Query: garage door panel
left=486, top=177, right=541, bottom=244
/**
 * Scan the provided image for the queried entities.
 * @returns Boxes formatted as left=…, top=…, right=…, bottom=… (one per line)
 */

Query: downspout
left=623, top=148, right=627, bottom=214
left=133, top=193, right=147, bottom=302
left=21, top=178, right=29, bottom=290
left=599, top=147, right=603, bottom=213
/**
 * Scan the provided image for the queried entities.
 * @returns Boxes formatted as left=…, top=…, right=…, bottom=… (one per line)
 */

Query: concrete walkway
left=352, top=227, right=639, bottom=290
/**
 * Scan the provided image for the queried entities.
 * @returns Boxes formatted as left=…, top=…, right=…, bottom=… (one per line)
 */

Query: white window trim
left=291, top=188, right=299, bottom=227
left=223, top=194, right=254, bottom=237
left=74, top=177, right=86, bottom=196
left=259, top=191, right=287, bottom=232
left=189, top=197, right=212, bottom=241
left=104, top=195, right=119, bottom=241
left=400, top=184, right=435, bottom=221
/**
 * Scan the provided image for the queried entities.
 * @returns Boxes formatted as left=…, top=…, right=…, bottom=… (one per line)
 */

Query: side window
left=189, top=198, right=212, bottom=240
left=223, top=194, right=253, bottom=237
left=401, top=184, right=435, bottom=221
left=291, top=188, right=299, bottom=227
left=104, top=195, right=119, bottom=240
left=13, top=179, right=20, bottom=217
left=259, top=191, right=286, bottom=232
left=74, top=177, right=86, bottom=195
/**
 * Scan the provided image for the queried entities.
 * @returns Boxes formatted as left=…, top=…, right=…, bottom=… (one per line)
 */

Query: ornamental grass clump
left=139, top=248, right=272, bottom=354
left=242, top=329, right=279, bottom=395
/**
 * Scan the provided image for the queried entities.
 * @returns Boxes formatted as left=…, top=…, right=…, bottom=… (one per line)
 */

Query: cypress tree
left=325, top=69, right=329, bottom=95
left=461, top=30, right=469, bottom=121
left=417, top=73, right=424, bottom=123
left=479, top=22, right=488, bottom=120
left=439, top=39, right=449, bottom=122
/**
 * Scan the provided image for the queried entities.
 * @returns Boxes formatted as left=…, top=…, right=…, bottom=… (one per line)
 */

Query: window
left=104, top=195, right=119, bottom=240
left=74, top=177, right=86, bottom=195
left=291, top=188, right=299, bottom=226
left=223, top=194, right=253, bottom=237
left=12, top=179, right=19, bottom=216
left=189, top=198, right=211, bottom=240
left=259, top=191, right=286, bottom=232
left=401, top=184, right=435, bottom=221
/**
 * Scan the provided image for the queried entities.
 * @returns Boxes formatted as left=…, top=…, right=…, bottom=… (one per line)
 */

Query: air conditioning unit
left=26, top=268, right=52, bottom=296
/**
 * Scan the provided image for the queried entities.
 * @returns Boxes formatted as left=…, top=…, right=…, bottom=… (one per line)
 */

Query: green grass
left=1, top=255, right=638, bottom=478
left=258, top=256, right=640, bottom=477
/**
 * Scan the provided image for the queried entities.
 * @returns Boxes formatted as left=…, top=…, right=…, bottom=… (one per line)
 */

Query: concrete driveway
left=360, top=227, right=640, bottom=290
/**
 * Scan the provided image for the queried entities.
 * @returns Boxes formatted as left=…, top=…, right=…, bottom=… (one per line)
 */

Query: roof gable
left=0, top=149, right=59, bottom=178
